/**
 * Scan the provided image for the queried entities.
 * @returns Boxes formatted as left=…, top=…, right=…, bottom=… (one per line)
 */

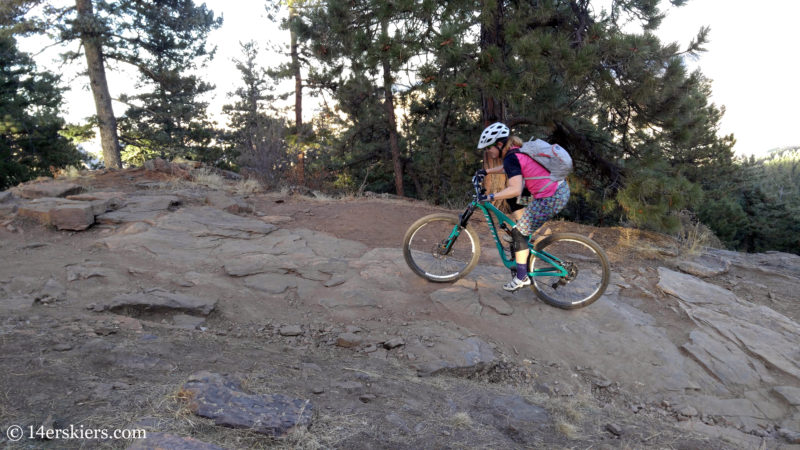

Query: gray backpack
left=516, top=138, right=573, bottom=193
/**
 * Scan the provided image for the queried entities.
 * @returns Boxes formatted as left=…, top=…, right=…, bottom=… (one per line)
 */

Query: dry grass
left=275, top=413, right=366, bottom=450
left=449, top=412, right=474, bottom=429
left=192, top=168, right=226, bottom=190
left=55, top=165, right=82, bottom=180
left=679, top=221, right=722, bottom=256
left=233, top=178, right=263, bottom=195
left=554, top=417, right=580, bottom=439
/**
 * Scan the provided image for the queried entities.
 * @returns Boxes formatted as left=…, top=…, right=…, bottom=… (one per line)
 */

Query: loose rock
left=182, top=371, right=312, bottom=437
left=279, top=325, right=304, bottom=337
left=336, top=332, right=363, bottom=348
left=605, top=423, right=623, bottom=436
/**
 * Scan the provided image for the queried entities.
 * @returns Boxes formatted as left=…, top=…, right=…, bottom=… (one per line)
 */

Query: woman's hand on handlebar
left=472, top=169, right=486, bottom=186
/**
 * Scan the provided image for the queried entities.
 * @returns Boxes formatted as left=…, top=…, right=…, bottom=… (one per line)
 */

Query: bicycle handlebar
left=471, top=171, right=486, bottom=199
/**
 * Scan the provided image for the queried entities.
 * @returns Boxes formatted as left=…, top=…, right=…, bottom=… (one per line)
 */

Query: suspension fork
left=441, top=202, right=476, bottom=254
left=459, top=202, right=476, bottom=228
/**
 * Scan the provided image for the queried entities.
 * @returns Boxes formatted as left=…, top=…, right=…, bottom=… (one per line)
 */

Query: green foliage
left=0, top=34, right=83, bottom=189
left=222, top=42, right=290, bottom=188
left=59, top=122, right=96, bottom=144
left=697, top=149, right=800, bottom=254
left=112, top=0, right=222, bottom=165
left=616, top=164, right=702, bottom=233
left=4, top=0, right=795, bottom=254
left=291, top=0, right=738, bottom=224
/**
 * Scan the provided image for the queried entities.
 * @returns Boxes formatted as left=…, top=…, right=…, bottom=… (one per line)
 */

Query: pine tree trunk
left=381, top=19, right=404, bottom=197
left=75, top=0, right=121, bottom=169
left=290, top=4, right=305, bottom=185
left=480, top=0, right=506, bottom=125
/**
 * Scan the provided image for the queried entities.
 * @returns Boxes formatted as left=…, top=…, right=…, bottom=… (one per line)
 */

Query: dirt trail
left=1, top=168, right=799, bottom=449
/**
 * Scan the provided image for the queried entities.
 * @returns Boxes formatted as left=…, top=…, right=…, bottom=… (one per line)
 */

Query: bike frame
left=450, top=195, right=569, bottom=279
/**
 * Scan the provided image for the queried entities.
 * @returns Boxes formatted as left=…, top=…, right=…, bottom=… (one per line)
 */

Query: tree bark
left=381, top=18, right=404, bottom=197
left=75, top=0, right=121, bottom=169
left=289, top=3, right=305, bottom=185
left=479, top=0, right=506, bottom=125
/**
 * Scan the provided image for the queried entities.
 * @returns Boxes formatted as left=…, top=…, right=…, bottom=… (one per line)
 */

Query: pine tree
left=222, top=41, right=289, bottom=187
left=264, top=0, right=323, bottom=185
left=108, top=0, right=221, bottom=164
left=299, top=0, right=438, bottom=196
left=19, top=0, right=224, bottom=167
left=71, top=0, right=122, bottom=168
left=0, top=33, right=83, bottom=189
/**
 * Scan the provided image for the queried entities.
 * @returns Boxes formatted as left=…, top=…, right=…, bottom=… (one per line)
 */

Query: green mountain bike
left=402, top=173, right=610, bottom=309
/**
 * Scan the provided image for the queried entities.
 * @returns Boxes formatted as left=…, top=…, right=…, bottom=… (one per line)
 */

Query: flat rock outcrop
left=96, top=195, right=182, bottom=224
left=18, top=198, right=96, bottom=230
left=11, top=180, right=82, bottom=199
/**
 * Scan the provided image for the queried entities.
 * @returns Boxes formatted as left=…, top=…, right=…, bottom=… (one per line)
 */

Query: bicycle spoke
left=404, top=217, right=478, bottom=281
left=530, top=235, right=609, bottom=308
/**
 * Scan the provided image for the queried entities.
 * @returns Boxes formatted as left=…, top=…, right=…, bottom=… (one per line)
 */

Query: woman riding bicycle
left=476, top=122, right=571, bottom=292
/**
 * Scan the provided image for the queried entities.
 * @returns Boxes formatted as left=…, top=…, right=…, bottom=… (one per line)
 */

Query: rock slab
left=12, top=181, right=82, bottom=199
left=17, top=198, right=95, bottom=230
left=182, top=371, right=312, bottom=437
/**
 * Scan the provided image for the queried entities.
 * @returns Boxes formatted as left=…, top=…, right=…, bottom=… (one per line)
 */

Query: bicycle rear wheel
left=528, top=233, right=609, bottom=309
left=403, top=213, right=481, bottom=282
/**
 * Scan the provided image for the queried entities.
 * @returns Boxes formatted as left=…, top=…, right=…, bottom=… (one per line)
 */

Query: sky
left=24, top=0, right=800, bottom=157
left=654, top=0, right=800, bottom=156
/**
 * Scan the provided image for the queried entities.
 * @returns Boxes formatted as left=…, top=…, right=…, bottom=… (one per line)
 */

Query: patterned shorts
left=515, top=182, right=570, bottom=236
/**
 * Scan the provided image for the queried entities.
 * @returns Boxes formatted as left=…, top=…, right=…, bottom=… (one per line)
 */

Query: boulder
left=17, top=198, right=95, bottom=230
left=182, top=371, right=312, bottom=437
left=336, top=332, right=363, bottom=348
left=12, top=180, right=82, bottom=199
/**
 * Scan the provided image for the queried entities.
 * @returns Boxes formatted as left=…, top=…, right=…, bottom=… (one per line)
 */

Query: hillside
left=1, top=165, right=799, bottom=449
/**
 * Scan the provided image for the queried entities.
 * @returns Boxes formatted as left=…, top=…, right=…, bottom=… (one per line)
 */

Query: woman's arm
left=490, top=175, right=523, bottom=200
left=485, top=165, right=505, bottom=175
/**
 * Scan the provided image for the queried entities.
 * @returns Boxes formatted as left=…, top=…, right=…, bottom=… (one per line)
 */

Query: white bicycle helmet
left=477, top=122, right=510, bottom=149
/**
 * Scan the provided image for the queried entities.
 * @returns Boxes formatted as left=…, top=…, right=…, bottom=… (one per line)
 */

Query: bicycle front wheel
left=403, top=213, right=481, bottom=282
left=529, top=233, right=610, bottom=309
